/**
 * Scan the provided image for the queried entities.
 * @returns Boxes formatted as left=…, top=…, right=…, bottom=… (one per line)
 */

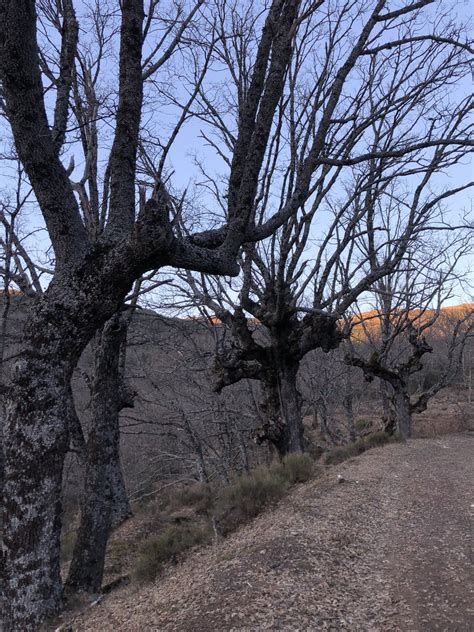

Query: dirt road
left=74, top=433, right=473, bottom=631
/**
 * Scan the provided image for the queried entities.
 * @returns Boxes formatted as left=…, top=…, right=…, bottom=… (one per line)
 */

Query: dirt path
left=73, top=433, right=473, bottom=631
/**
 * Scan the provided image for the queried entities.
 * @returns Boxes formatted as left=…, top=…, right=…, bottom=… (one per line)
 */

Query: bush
left=325, top=440, right=365, bottom=465
left=173, top=482, right=214, bottom=515
left=325, top=431, right=401, bottom=465
left=355, top=418, right=371, bottom=432
left=134, top=455, right=320, bottom=581
left=134, top=523, right=211, bottom=582
left=280, top=453, right=315, bottom=484
left=363, top=431, right=392, bottom=447
left=215, top=466, right=288, bottom=534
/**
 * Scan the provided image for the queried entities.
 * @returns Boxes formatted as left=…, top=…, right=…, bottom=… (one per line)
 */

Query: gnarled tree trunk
left=380, top=381, right=397, bottom=435
left=257, top=362, right=304, bottom=456
left=1, top=249, right=140, bottom=629
left=392, top=387, right=412, bottom=440
left=1, top=296, right=93, bottom=629
left=109, top=459, right=132, bottom=529
left=278, top=363, right=304, bottom=454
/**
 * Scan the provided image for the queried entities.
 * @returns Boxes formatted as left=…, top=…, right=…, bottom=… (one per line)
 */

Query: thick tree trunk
left=258, top=362, right=304, bottom=456
left=109, top=459, right=132, bottom=529
left=0, top=403, right=4, bottom=494
left=1, top=320, right=81, bottom=629
left=66, top=315, right=131, bottom=593
left=1, top=257, right=137, bottom=629
left=343, top=367, right=356, bottom=442
left=278, top=363, right=304, bottom=454
left=380, top=382, right=397, bottom=435
left=393, top=387, right=412, bottom=440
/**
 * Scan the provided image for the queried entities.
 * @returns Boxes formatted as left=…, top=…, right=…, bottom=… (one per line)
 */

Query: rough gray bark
left=343, top=365, right=356, bottom=442
left=380, top=381, right=397, bottom=435
left=278, top=363, right=304, bottom=454
left=1, top=0, right=471, bottom=627
left=66, top=315, right=132, bottom=593
left=392, top=387, right=412, bottom=440
left=345, top=353, right=413, bottom=440
left=346, top=306, right=473, bottom=441
left=251, top=360, right=304, bottom=456
left=0, top=242, right=173, bottom=631
left=216, top=310, right=342, bottom=456
left=109, top=459, right=132, bottom=529
left=1, top=290, right=97, bottom=628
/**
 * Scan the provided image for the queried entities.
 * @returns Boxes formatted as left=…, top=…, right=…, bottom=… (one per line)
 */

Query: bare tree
left=0, top=0, right=310, bottom=627
left=177, top=0, right=472, bottom=455
left=345, top=241, right=473, bottom=439
left=121, top=313, right=260, bottom=492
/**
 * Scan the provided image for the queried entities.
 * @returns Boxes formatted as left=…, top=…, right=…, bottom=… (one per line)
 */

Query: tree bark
left=278, top=363, right=304, bottom=454
left=257, top=362, right=304, bottom=456
left=109, top=459, right=132, bottom=529
left=393, top=387, right=412, bottom=440
left=1, top=303, right=86, bottom=629
left=379, top=382, right=397, bottom=435
left=66, top=315, right=131, bottom=593
left=1, top=256, right=138, bottom=629
left=343, top=366, right=356, bottom=442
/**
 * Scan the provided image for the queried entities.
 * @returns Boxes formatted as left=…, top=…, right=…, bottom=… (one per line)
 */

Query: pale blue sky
left=0, top=0, right=472, bottom=304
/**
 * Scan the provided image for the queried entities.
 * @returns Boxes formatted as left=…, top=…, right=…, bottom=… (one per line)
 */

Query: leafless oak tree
left=178, top=0, right=472, bottom=455
left=345, top=241, right=473, bottom=439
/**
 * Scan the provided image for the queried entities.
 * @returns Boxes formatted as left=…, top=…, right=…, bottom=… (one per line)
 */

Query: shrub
left=215, top=466, right=288, bottom=534
left=355, top=418, right=371, bottom=432
left=325, top=430, right=402, bottom=465
left=134, top=455, right=319, bottom=580
left=280, top=453, right=315, bottom=484
left=363, top=431, right=392, bottom=447
left=173, top=482, right=214, bottom=515
left=325, top=440, right=366, bottom=465
left=134, top=523, right=211, bottom=582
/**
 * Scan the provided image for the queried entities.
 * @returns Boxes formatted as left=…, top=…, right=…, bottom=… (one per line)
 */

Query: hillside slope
left=64, top=433, right=473, bottom=631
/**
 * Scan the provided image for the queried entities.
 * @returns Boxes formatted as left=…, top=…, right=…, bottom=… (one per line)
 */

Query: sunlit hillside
left=349, top=303, right=473, bottom=343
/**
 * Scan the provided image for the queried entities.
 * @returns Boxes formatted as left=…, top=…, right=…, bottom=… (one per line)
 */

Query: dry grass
left=325, top=431, right=400, bottom=465
left=131, top=454, right=318, bottom=578
left=134, top=523, right=212, bottom=582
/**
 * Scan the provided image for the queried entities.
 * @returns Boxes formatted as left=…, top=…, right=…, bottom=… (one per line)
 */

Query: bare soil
left=64, top=433, right=473, bottom=631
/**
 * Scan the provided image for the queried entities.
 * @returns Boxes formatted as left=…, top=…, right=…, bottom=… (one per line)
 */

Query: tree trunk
left=380, top=381, right=397, bottom=435
left=258, top=362, right=304, bottom=456
left=393, top=387, right=412, bottom=440
left=0, top=403, right=4, bottom=495
left=109, top=459, right=132, bottom=529
left=343, top=366, right=356, bottom=442
left=1, top=316, right=81, bottom=629
left=278, top=363, right=304, bottom=454
left=66, top=315, right=131, bottom=593
left=1, top=254, right=138, bottom=630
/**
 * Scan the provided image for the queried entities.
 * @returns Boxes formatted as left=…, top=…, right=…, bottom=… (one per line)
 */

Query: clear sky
left=0, top=0, right=472, bottom=305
